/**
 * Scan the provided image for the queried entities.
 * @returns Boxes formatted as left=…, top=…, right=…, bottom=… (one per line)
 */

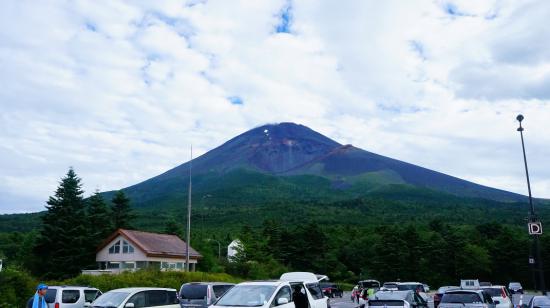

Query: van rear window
left=441, top=293, right=482, bottom=303
left=45, top=289, right=57, bottom=303
left=180, top=285, right=207, bottom=300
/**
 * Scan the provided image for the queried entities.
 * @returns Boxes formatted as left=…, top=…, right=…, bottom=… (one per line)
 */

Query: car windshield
left=375, top=291, right=411, bottom=300
left=215, top=285, right=276, bottom=307
left=361, top=281, right=380, bottom=288
left=398, top=284, right=423, bottom=292
left=481, top=288, right=502, bottom=297
left=180, top=285, right=208, bottom=300
left=533, top=297, right=550, bottom=306
left=92, top=291, right=129, bottom=307
left=441, top=293, right=482, bottom=304
left=384, top=284, right=398, bottom=289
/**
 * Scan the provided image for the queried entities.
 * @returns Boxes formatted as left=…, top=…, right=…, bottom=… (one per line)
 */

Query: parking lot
left=329, top=292, right=536, bottom=308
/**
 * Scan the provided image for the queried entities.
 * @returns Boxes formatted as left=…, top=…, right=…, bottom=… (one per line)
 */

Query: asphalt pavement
left=330, top=292, right=538, bottom=308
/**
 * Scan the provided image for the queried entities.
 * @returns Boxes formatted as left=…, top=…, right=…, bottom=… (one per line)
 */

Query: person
left=293, top=285, right=308, bottom=308
left=27, top=283, right=48, bottom=308
left=367, top=287, right=375, bottom=299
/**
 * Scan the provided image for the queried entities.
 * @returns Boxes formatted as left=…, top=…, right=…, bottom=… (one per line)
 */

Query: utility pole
left=186, top=146, right=192, bottom=272
left=516, top=114, right=546, bottom=294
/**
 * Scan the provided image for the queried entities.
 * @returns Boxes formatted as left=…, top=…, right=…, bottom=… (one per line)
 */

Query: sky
left=1, top=0, right=550, bottom=213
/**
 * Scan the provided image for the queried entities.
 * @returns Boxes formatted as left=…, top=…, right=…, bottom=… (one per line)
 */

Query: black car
left=320, top=283, right=343, bottom=298
left=508, top=282, right=523, bottom=294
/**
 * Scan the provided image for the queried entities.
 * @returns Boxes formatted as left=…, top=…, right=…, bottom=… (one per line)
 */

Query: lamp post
left=516, top=114, right=546, bottom=294
left=207, top=239, right=222, bottom=259
left=186, top=146, right=193, bottom=272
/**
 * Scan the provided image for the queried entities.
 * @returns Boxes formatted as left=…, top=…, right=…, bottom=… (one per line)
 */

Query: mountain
left=117, top=122, right=525, bottom=209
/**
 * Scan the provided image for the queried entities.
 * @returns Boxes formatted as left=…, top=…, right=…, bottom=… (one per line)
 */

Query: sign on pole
left=528, top=222, right=543, bottom=235
left=529, top=258, right=535, bottom=264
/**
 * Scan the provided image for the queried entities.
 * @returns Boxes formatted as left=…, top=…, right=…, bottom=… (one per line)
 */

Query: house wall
left=96, top=235, right=199, bottom=264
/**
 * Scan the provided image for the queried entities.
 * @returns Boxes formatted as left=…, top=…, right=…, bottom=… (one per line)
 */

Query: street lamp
left=516, top=114, right=546, bottom=294
left=207, top=239, right=222, bottom=260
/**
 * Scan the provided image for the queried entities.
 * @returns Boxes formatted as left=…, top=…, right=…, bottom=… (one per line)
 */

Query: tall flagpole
left=186, top=145, right=192, bottom=272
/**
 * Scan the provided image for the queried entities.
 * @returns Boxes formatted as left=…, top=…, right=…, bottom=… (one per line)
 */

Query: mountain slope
left=118, top=122, right=525, bottom=207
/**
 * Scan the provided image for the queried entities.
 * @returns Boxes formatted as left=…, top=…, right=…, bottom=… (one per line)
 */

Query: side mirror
left=125, top=303, right=135, bottom=308
left=277, top=298, right=289, bottom=305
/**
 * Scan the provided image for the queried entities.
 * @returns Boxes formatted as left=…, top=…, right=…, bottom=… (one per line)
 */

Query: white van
left=88, top=288, right=179, bottom=308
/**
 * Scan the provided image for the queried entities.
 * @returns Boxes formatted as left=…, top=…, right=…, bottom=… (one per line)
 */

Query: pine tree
left=34, top=168, right=88, bottom=279
left=164, top=219, right=183, bottom=238
left=111, top=190, right=135, bottom=229
left=85, top=190, right=112, bottom=267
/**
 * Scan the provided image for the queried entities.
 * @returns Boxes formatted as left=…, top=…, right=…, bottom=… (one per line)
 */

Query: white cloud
left=1, top=0, right=549, bottom=213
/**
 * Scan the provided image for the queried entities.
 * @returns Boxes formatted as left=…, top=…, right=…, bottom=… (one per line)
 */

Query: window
left=176, top=262, right=183, bottom=269
left=167, top=290, right=178, bottom=304
left=84, top=290, right=100, bottom=303
left=147, top=290, right=168, bottom=306
left=272, top=286, right=291, bottom=306
left=123, top=262, right=136, bottom=269
left=107, top=262, right=120, bottom=269
left=213, top=285, right=234, bottom=298
left=109, top=240, right=121, bottom=254
left=62, top=290, right=80, bottom=304
left=128, top=291, right=146, bottom=308
left=45, top=289, right=57, bottom=303
left=123, top=240, right=134, bottom=254
left=306, top=283, right=324, bottom=300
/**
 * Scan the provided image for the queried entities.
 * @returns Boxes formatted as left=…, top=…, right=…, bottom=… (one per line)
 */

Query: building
left=227, top=239, right=242, bottom=262
left=83, top=229, right=201, bottom=275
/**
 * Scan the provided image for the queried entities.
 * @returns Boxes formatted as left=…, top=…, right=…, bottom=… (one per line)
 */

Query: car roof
left=482, top=285, right=505, bottom=289
left=280, top=272, right=327, bottom=283
left=238, top=281, right=286, bottom=287
left=182, top=282, right=235, bottom=286
left=399, top=282, right=422, bottom=285
left=446, top=289, right=482, bottom=294
left=48, top=286, right=99, bottom=290
left=108, top=288, right=176, bottom=293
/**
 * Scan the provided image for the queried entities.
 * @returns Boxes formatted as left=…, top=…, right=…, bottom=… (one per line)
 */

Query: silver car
left=178, top=282, right=235, bottom=308
left=438, top=290, right=497, bottom=308
left=43, top=286, right=102, bottom=308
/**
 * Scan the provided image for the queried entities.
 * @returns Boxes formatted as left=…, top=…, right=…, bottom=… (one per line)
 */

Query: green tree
left=164, top=219, right=183, bottom=238
left=34, top=168, right=88, bottom=279
left=111, top=191, right=135, bottom=229
left=85, top=191, right=112, bottom=267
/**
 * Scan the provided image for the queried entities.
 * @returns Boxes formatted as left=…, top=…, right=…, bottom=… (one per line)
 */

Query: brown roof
left=99, top=229, right=202, bottom=259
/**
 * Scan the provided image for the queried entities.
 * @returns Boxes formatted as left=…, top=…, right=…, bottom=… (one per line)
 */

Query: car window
left=481, top=288, right=501, bottom=297
left=533, top=297, right=550, bottom=306
left=84, top=290, right=100, bottom=302
left=180, top=284, right=208, bottom=300
left=128, top=291, right=147, bottom=308
left=213, top=285, right=234, bottom=298
left=45, top=289, right=57, bottom=303
left=147, top=290, right=168, bottom=306
left=62, top=290, right=80, bottom=304
left=167, top=290, right=178, bottom=304
left=441, top=293, right=482, bottom=304
left=306, top=284, right=324, bottom=300
left=272, top=286, right=292, bottom=306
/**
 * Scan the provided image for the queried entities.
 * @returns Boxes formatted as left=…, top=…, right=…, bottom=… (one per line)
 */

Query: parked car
left=507, top=282, right=523, bottom=294
left=41, top=286, right=101, bottom=308
left=397, top=283, right=428, bottom=301
left=279, top=272, right=330, bottom=308
left=479, top=282, right=492, bottom=287
left=522, top=296, right=550, bottom=308
left=368, top=290, right=428, bottom=308
left=433, top=287, right=460, bottom=308
left=320, top=283, right=343, bottom=298
left=178, top=282, right=234, bottom=308
left=359, top=280, right=381, bottom=291
left=381, top=283, right=399, bottom=291
left=461, top=280, right=481, bottom=289
left=89, top=287, right=179, bottom=308
left=211, top=279, right=327, bottom=308
left=481, top=286, right=513, bottom=308
left=438, top=289, right=497, bottom=308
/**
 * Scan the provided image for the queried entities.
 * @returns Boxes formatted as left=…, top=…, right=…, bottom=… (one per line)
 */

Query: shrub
left=0, top=267, right=38, bottom=308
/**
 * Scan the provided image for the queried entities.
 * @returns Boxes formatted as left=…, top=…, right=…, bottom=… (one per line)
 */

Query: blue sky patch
left=85, top=22, right=97, bottom=32
left=228, top=96, right=244, bottom=105
left=409, top=40, right=426, bottom=60
left=276, top=1, right=292, bottom=33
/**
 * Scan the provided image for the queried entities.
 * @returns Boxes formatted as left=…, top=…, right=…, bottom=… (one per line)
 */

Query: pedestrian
left=27, top=283, right=48, bottom=308
left=293, top=285, right=308, bottom=308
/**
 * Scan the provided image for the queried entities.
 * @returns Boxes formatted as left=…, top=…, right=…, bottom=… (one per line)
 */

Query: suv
left=369, top=290, right=428, bottom=308
left=179, top=282, right=235, bottom=308
left=42, top=286, right=101, bottom=308
left=320, top=283, right=343, bottom=298
left=438, top=289, right=497, bottom=308
left=89, top=288, right=179, bottom=308
left=481, top=286, right=512, bottom=308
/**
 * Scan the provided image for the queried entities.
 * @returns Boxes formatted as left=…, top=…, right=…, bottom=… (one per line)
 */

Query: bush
left=50, top=270, right=241, bottom=292
left=0, top=267, right=38, bottom=308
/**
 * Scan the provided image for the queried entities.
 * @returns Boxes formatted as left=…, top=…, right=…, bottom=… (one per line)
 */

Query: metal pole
left=516, top=115, right=546, bottom=294
left=186, top=146, right=192, bottom=272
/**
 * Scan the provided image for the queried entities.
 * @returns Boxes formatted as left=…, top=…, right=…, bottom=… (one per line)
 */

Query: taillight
left=501, top=287, right=507, bottom=298
left=55, top=303, right=60, bottom=308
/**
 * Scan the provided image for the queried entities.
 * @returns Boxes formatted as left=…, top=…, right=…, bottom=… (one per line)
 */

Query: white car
left=211, top=273, right=329, bottom=308
left=481, top=286, right=513, bottom=308
left=88, top=287, right=179, bottom=308
left=42, top=286, right=101, bottom=308
left=368, top=290, right=428, bottom=308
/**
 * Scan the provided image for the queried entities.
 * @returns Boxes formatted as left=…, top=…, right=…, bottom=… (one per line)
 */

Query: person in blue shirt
left=27, top=283, right=48, bottom=308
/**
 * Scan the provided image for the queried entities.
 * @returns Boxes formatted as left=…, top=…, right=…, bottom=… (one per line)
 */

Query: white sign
left=529, top=258, right=535, bottom=264
left=528, top=222, right=543, bottom=235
